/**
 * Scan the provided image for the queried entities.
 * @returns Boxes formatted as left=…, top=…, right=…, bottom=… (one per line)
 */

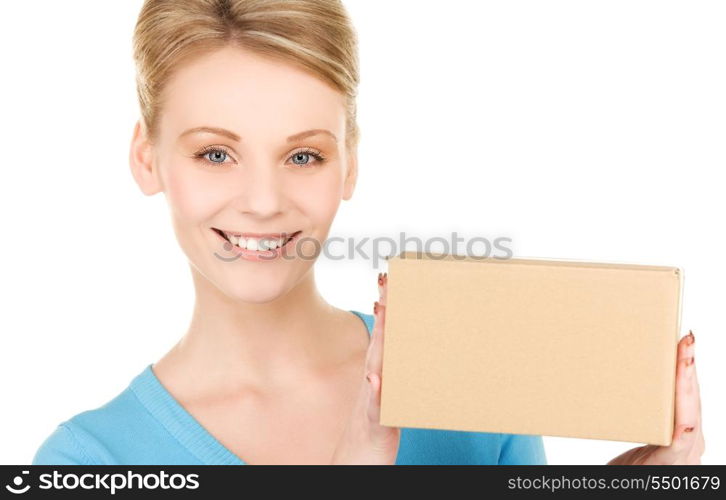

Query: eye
left=193, top=146, right=235, bottom=166
left=192, top=146, right=327, bottom=168
left=288, top=148, right=327, bottom=168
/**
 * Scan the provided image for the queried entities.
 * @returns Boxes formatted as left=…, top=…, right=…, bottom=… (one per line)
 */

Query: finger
left=365, top=273, right=387, bottom=366
left=366, top=372, right=400, bottom=449
left=690, top=333, right=702, bottom=417
left=366, top=371, right=382, bottom=423
left=686, top=426, right=705, bottom=464
left=687, top=336, right=705, bottom=460
left=378, top=272, right=388, bottom=306
left=672, top=330, right=699, bottom=448
left=365, top=301, right=386, bottom=377
left=363, top=274, right=387, bottom=416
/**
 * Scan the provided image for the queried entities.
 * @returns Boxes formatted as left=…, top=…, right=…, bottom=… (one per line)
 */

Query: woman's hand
left=607, top=331, right=705, bottom=465
left=330, top=272, right=401, bottom=464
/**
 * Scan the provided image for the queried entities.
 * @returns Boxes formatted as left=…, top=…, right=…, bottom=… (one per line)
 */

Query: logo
left=5, top=470, right=30, bottom=494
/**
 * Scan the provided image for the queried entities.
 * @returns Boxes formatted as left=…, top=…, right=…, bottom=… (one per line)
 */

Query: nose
left=232, top=159, right=286, bottom=218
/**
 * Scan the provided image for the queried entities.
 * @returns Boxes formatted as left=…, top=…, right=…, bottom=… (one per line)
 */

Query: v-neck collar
left=129, top=309, right=373, bottom=465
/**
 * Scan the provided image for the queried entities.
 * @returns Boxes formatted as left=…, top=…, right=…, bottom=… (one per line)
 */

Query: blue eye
left=289, top=148, right=327, bottom=167
left=193, top=146, right=327, bottom=167
left=291, top=152, right=311, bottom=165
left=194, top=146, right=232, bottom=166
left=206, top=149, right=227, bottom=163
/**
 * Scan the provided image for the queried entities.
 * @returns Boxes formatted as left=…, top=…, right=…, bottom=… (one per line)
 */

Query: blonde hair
left=132, top=0, right=360, bottom=149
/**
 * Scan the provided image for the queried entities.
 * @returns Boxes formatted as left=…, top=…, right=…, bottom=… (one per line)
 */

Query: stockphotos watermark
left=214, top=231, right=513, bottom=267
left=4, top=469, right=199, bottom=495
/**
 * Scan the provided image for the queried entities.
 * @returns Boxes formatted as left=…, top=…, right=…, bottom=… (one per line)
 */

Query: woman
left=32, top=0, right=704, bottom=465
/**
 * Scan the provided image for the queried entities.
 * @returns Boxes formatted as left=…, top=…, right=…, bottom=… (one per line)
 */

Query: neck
left=166, top=264, right=344, bottom=392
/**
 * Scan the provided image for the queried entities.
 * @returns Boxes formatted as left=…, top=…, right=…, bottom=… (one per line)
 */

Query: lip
left=212, top=228, right=298, bottom=239
left=211, top=228, right=302, bottom=262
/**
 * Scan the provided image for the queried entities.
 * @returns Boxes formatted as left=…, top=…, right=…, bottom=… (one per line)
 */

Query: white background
left=0, top=0, right=724, bottom=464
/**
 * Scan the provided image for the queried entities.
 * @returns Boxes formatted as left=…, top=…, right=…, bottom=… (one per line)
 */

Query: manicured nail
left=687, top=330, right=695, bottom=345
left=684, top=427, right=694, bottom=433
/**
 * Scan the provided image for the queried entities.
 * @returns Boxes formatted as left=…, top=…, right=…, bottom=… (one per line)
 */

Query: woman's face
left=130, top=45, right=357, bottom=303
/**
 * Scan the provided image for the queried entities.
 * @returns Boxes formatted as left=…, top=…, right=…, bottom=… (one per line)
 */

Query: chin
left=219, top=274, right=294, bottom=304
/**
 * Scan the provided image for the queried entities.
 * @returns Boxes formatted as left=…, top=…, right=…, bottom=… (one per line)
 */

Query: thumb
left=366, top=372, right=382, bottom=424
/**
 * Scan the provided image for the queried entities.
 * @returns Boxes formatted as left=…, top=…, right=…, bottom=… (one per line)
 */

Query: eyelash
left=193, top=146, right=327, bottom=168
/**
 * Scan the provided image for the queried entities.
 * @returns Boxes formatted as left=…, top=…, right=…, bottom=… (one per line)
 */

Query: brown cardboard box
left=379, top=251, right=683, bottom=446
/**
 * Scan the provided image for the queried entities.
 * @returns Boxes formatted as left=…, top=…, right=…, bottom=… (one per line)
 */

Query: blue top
left=32, top=310, right=546, bottom=465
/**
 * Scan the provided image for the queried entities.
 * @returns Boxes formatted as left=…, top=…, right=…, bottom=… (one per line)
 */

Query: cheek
left=289, top=169, right=344, bottom=227
left=162, top=166, right=226, bottom=223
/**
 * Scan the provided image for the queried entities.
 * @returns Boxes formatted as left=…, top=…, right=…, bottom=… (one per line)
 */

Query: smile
left=211, top=228, right=302, bottom=257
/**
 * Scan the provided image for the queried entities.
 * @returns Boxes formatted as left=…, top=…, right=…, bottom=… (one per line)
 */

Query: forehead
left=158, top=45, right=346, bottom=142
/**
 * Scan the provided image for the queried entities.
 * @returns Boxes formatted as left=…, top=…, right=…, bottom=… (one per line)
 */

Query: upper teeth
left=224, top=232, right=290, bottom=251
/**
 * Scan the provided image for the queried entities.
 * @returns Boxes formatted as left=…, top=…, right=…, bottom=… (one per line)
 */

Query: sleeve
left=32, top=424, right=93, bottom=465
left=498, top=433, right=547, bottom=465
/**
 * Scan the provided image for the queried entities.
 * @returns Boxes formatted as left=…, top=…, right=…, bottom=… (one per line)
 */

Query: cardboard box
left=379, top=251, right=683, bottom=446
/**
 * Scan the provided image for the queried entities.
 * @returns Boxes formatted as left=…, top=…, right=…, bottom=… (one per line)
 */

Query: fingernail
left=686, top=356, right=694, bottom=366
left=377, top=273, right=383, bottom=286
left=373, top=301, right=379, bottom=315
left=684, top=427, right=694, bottom=433
left=687, top=330, right=695, bottom=345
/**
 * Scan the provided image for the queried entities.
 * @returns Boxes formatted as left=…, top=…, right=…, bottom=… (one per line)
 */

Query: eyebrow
left=178, top=127, right=338, bottom=143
